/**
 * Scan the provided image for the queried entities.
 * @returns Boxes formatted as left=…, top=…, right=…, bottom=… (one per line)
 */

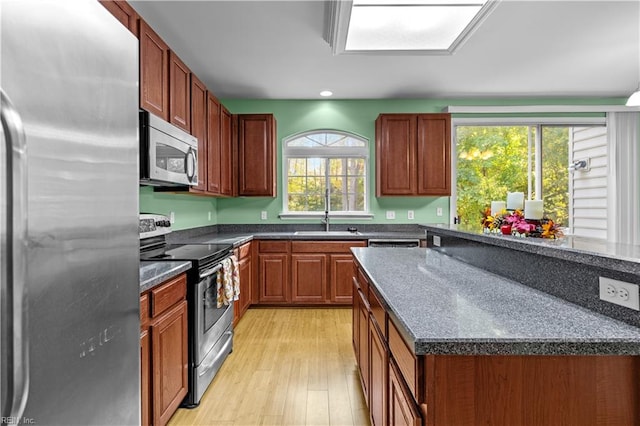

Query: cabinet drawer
left=236, top=242, right=252, bottom=259
left=369, top=287, right=386, bottom=337
left=140, top=293, right=150, bottom=325
left=151, top=273, right=186, bottom=317
left=258, top=240, right=290, bottom=253
left=389, top=319, right=418, bottom=398
left=291, top=241, right=366, bottom=253
left=357, top=268, right=369, bottom=298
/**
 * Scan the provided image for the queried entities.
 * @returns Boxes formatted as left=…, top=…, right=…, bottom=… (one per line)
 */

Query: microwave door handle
left=200, top=263, right=224, bottom=279
left=1, top=88, right=29, bottom=420
left=185, top=147, right=196, bottom=182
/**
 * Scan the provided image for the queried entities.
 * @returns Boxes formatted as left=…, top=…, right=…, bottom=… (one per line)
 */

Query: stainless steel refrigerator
left=1, top=1, right=140, bottom=424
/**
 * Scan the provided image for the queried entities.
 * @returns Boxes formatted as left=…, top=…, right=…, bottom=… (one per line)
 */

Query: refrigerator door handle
left=1, top=88, right=29, bottom=420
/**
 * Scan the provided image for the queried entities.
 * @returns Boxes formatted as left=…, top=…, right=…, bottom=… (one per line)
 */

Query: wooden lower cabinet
left=389, top=360, right=421, bottom=426
left=258, top=253, right=290, bottom=303
left=256, top=240, right=365, bottom=305
left=291, top=254, right=326, bottom=303
left=140, top=273, right=188, bottom=426
left=353, top=265, right=640, bottom=426
left=369, top=316, right=388, bottom=426
left=140, top=328, right=150, bottom=426
left=151, top=300, right=188, bottom=426
left=234, top=242, right=253, bottom=325
left=330, top=254, right=357, bottom=303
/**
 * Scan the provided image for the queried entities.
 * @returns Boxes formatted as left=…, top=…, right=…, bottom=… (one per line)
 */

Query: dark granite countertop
left=421, top=224, right=640, bottom=275
left=170, top=231, right=425, bottom=247
left=139, top=260, right=192, bottom=294
left=352, top=247, right=640, bottom=356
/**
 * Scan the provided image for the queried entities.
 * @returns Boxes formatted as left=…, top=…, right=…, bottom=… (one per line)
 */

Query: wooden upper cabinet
left=376, top=113, right=451, bottom=197
left=99, top=0, right=139, bottom=36
left=220, top=107, right=235, bottom=196
left=190, top=75, right=207, bottom=192
left=169, top=52, right=191, bottom=133
left=139, top=20, right=169, bottom=120
left=376, top=114, right=417, bottom=196
left=237, top=114, right=276, bottom=197
left=206, top=94, right=222, bottom=194
left=417, top=114, right=451, bottom=196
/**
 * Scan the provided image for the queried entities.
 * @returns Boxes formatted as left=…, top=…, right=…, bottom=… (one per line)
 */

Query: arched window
left=283, top=130, right=369, bottom=214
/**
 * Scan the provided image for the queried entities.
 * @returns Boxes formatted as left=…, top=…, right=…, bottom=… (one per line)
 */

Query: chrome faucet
left=322, top=188, right=330, bottom=231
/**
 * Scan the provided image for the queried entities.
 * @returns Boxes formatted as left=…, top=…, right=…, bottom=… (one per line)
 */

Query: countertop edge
left=139, top=260, right=192, bottom=294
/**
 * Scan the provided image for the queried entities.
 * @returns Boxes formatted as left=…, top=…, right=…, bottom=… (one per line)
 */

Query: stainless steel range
left=139, top=214, right=234, bottom=407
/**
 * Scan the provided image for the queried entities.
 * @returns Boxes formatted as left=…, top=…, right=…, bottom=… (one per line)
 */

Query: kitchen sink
left=294, top=231, right=362, bottom=236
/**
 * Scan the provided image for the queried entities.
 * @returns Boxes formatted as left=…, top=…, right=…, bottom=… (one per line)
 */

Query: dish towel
left=216, top=255, right=240, bottom=308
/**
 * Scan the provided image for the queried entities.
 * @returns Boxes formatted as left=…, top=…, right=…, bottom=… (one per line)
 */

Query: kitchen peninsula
left=351, top=228, right=640, bottom=425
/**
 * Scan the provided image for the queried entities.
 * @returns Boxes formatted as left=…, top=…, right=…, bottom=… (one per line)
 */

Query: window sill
left=279, top=212, right=374, bottom=220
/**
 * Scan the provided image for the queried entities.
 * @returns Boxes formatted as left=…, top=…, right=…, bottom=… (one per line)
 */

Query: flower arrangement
left=481, top=208, right=563, bottom=239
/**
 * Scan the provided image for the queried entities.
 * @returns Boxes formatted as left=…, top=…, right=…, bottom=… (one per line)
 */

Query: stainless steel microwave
left=140, top=110, right=198, bottom=186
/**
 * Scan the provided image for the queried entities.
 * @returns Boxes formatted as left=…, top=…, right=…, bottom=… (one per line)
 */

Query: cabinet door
left=376, top=114, right=417, bottom=196
left=220, top=107, right=235, bottom=196
left=190, top=75, right=207, bottom=192
left=417, top=114, right=451, bottom=196
left=139, top=20, right=169, bottom=120
left=169, top=52, right=191, bottom=133
left=258, top=254, right=289, bottom=303
left=291, top=254, right=327, bottom=303
left=206, top=93, right=221, bottom=194
left=330, top=254, right=356, bottom=304
left=239, top=255, right=252, bottom=315
left=358, top=289, right=370, bottom=405
left=99, top=0, right=139, bottom=35
left=388, top=361, right=421, bottom=426
left=352, top=278, right=360, bottom=360
left=370, top=317, right=388, bottom=426
left=237, top=114, right=276, bottom=196
left=140, top=328, right=150, bottom=426
left=151, top=300, right=188, bottom=426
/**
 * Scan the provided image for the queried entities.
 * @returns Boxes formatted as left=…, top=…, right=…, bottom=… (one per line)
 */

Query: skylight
left=327, top=0, right=496, bottom=54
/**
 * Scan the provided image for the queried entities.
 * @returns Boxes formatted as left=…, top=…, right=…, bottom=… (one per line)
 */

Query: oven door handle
left=199, top=263, right=224, bottom=279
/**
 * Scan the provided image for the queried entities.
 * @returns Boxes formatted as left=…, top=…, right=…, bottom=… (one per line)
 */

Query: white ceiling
left=129, top=0, right=640, bottom=100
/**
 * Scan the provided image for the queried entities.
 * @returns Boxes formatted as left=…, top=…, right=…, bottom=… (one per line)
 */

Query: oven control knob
left=163, top=220, right=171, bottom=227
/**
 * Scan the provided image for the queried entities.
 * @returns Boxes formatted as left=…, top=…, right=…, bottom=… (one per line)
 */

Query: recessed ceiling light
left=320, top=90, right=333, bottom=97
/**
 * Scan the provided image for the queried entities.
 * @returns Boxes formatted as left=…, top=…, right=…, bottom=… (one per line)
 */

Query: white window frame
left=450, top=116, right=607, bottom=228
left=280, top=129, right=372, bottom=219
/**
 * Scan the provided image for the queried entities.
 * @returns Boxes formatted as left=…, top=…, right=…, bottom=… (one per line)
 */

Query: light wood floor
left=168, top=308, right=371, bottom=426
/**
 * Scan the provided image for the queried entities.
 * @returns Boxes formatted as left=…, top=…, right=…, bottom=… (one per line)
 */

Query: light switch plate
left=436, top=207, right=443, bottom=217
left=261, top=211, right=268, bottom=220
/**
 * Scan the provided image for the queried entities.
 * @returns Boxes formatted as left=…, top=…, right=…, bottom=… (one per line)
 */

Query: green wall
left=140, top=97, right=627, bottom=229
left=139, top=186, right=217, bottom=230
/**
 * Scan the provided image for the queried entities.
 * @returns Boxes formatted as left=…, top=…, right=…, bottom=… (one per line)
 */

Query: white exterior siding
left=570, top=126, right=607, bottom=239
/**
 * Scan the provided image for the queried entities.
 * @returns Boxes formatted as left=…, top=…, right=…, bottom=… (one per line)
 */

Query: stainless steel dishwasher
left=367, top=239, right=421, bottom=247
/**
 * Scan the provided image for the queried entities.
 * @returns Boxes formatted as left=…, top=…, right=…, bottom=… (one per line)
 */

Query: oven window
left=202, top=274, right=229, bottom=332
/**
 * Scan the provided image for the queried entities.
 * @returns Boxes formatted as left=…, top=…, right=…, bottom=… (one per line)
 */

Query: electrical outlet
left=436, top=207, right=443, bottom=217
left=407, top=210, right=415, bottom=220
left=261, top=211, right=268, bottom=220
left=169, top=211, right=175, bottom=224
left=599, top=277, right=640, bottom=311
left=386, top=211, right=395, bottom=220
